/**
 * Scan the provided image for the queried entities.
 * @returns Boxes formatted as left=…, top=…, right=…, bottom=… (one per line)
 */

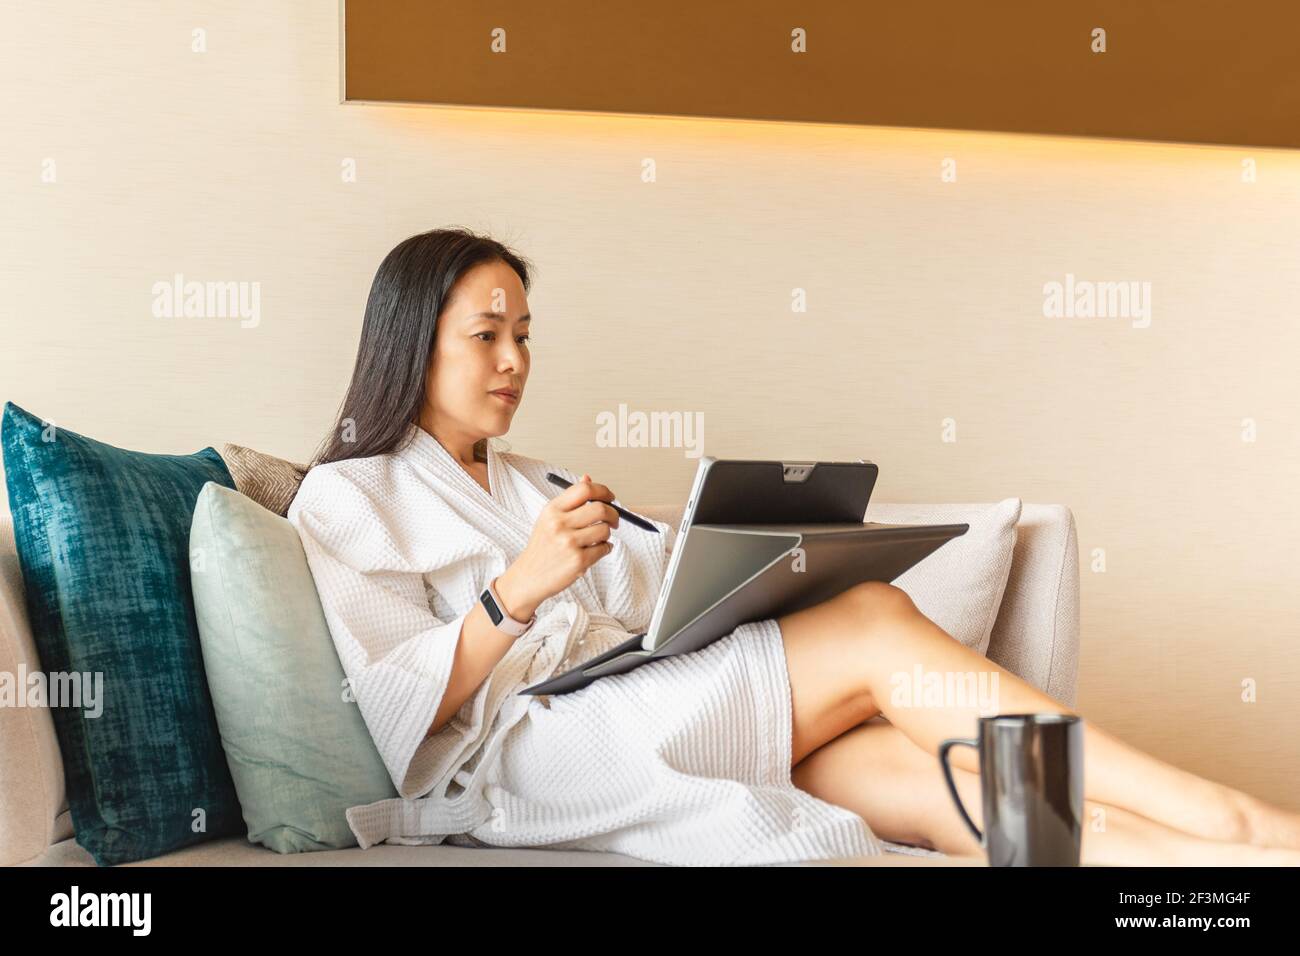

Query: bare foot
left=1235, top=845, right=1300, bottom=866
left=1174, top=835, right=1300, bottom=866
left=1238, top=793, right=1300, bottom=851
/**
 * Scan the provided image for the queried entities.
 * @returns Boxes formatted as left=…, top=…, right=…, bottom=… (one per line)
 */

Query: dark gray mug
left=938, top=712, right=1084, bottom=866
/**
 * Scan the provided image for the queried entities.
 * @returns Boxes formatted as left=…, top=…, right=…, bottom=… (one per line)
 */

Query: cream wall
left=3, top=3, right=1298, bottom=810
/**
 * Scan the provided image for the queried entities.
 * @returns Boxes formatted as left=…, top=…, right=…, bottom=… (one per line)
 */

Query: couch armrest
left=984, top=504, right=1080, bottom=707
left=0, top=510, right=70, bottom=866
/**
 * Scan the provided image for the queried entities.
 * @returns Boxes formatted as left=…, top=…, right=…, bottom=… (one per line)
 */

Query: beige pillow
left=864, top=498, right=1023, bottom=656
left=219, top=443, right=310, bottom=517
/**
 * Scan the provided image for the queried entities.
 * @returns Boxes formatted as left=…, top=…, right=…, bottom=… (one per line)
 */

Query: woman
left=287, top=226, right=1300, bottom=866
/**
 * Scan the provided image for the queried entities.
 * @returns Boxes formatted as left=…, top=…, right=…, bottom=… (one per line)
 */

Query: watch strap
left=481, top=577, right=535, bottom=637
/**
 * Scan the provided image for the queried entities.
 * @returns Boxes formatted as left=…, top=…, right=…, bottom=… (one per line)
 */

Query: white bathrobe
left=287, top=422, right=931, bottom=865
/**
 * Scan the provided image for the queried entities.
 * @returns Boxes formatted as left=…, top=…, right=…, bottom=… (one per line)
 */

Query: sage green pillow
left=189, top=481, right=396, bottom=852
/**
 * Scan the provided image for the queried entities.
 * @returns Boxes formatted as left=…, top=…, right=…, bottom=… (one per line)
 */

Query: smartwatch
left=479, top=576, right=536, bottom=637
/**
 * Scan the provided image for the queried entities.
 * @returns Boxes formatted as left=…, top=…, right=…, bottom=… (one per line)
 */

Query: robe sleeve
left=287, top=467, right=471, bottom=799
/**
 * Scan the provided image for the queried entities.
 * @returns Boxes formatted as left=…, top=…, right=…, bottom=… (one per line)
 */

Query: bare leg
left=793, top=717, right=1300, bottom=866
left=779, top=582, right=1300, bottom=851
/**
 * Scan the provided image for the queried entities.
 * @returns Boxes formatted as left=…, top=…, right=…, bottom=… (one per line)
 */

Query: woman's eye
left=475, top=332, right=530, bottom=344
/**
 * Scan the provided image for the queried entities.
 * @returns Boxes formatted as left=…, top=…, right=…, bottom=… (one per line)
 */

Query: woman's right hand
left=494, top=473, right=621, bottom=621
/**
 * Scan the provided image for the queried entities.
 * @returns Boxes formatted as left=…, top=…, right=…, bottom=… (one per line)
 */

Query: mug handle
left=938, top=737, right=983, bottom=844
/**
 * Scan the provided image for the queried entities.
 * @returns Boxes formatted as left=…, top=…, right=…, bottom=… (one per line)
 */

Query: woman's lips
left=490, top=390, right=519, bottom=404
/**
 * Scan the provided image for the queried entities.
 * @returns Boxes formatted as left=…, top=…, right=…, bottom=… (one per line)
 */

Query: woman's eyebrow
left=466, top=311, right=531, bottom=323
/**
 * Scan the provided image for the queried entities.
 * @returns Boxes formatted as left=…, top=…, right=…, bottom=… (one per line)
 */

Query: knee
left=841, top=581, right=919, bottom=629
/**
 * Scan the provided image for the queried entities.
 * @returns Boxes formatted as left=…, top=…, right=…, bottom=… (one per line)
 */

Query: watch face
left=481, top=588, right=504, bottom=626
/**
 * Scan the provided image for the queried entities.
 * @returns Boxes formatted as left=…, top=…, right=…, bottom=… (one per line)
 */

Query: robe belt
left=584, top=610, right=625, bottom=632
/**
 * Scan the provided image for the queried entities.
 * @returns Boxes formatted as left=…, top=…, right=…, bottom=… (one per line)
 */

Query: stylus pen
left=544, top=472, right=660, bottom=533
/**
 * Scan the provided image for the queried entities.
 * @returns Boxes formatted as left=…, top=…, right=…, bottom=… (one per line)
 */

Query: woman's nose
left=499, top=345, right=525, bottom=371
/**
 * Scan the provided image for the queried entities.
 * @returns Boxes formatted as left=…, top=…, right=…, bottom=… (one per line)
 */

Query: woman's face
left=425, top=259, right=531, bottom=447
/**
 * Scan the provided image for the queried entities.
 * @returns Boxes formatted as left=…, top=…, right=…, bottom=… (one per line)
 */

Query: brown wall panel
left=344, top=1, right=1300, bottom=148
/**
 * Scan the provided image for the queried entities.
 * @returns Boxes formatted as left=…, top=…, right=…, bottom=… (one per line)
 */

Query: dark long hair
left=308, top=227, right=534, bottom=468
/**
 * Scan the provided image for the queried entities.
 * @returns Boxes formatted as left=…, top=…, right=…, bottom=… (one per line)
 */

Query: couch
left=1, top=500, right=1079, bottom=867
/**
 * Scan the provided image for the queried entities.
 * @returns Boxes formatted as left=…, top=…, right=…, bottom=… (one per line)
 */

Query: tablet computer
left=643, top=456, right=878, bottom=649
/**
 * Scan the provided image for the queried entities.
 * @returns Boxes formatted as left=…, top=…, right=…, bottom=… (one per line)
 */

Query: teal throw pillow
left=0, top=401, right=243, bottom=865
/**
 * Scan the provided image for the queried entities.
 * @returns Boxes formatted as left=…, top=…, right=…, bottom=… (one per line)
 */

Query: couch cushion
left=26, top=834, right=954, bottom=866
left=190, top=481, right=397, bottom=852
left=27, top=834, right=669, bottom=866
left=0, top=401, right=244, bottom=865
